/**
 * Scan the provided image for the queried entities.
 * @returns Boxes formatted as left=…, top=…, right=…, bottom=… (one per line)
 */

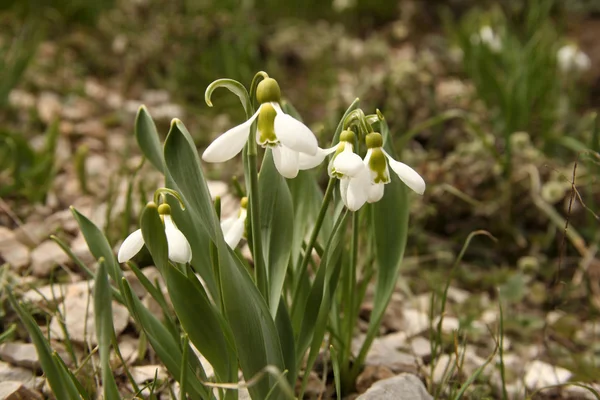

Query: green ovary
left=257, top=104, right=278, bottom=146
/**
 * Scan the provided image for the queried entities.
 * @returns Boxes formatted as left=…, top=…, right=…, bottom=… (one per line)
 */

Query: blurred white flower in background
left=471, top=26, right=502, bottom=53
left=557, top=43, right=591, bottom=74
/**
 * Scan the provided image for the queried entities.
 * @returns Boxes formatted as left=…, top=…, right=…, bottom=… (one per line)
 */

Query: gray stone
left=524, top=360, right=572, bottom=390
left=354, top=337, right=418, bottom=374
left=356, top=373, right=433, bottom=400
left=22, top=280, right=91, bottom=305
left=0, top=381, right=42, bottom=400
left=0, top=361, right=35, bottom=386
left=0, top=343, right=39, bottom=370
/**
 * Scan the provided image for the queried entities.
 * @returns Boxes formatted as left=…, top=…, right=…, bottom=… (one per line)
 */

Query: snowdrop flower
left=221, top=197, right=248, bottom=249
left=471, top=25, right=502, bottom=53
left=557, top=44, right=591, bottom=73
left=202, top=77, right=318, bottom=178
left=118, top=203, right=192, bottom=264
left=341, top=132, right=425, bottom=210
left=298, top=130, right=363, bottom=177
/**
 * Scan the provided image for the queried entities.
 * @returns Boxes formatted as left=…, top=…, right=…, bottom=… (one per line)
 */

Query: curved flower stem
left=153, top=188, right=185, bottom=209
left=290, top=177, right=336, bottom=315
left=249, top=71, right=269, bottom=107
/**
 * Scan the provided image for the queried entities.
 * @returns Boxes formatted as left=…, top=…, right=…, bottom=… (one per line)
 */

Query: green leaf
left=164, top=119, right=287, bottom=399
left=296, top=210, right=348, bottom=364
left=357, top=117, right=410, bottom=368
left=8, top=292, right=82, bottom=400
left=139, top=202, right=236, bottom=386
left=274, top=298, right=296, bottom=387
left=94, top=260, right=120, bottom=400
left=135, top=105, right=164, bottom=173
left=121, top=279, right=210, bottom=400
left=258, top=149, right=294, bottom=317
left=70, top=207, right=123, bottom=285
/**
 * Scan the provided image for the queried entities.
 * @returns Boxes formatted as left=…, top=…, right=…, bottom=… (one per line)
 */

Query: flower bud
left=256, top=78, right=281, bottom=104
left=365, top=132, right=383, bottom=149
left=240, top=197, right=248, bottom=208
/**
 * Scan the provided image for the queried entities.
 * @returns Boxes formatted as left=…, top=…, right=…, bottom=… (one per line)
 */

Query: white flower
left=117, top=204, right=192, bottom=264
left=557, top=44, right=591, bottom=73
left=338, top=132, right=425, bottom=211
left=298, top=130, right=364, bottom=177
left=202, top=78, right=318, bottom=179
left=471, top=26, right=502, bottom=52
left=221, top=198, right=248, bottom=249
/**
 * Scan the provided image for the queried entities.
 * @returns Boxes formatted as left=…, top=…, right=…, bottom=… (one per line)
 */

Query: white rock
left=409, top=337, right=431, bottom=358
left=0, top=381, right=42, bottom=400
left=30, top=240, right=70, bottom=277
left=446, top=287, right=470, bottom=304
left=432, top=354, right=456, bottom=384
left=356, top=373, right=433, bottom=400
left=353, top=337, right=418, bottom=374
left=37, top=92, right=61, bottom=124
left=49, top=291, right=129, bottom=345
left=0, top=361, right=35, bottom=386
left=434, top=316, right=460, bottom=333
left=0, top=227, right=30, bottom=270
left=524, top=360, right=572, bottom=390
left=130, top=365, right=168, bottom=384
left=402, top=309, right=430, bottom=337
left=23, top=280, right=91, bottom=305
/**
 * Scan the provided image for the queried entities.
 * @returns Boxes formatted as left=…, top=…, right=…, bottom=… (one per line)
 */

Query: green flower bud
left=366, top=132, right=383, bottom=149
left=340, top=130, right=355, bottom=143
left=158, top=203, right=171, bottom=215
left=257, top=103, right=278, bottom=146
left=256, top=78, right=281, bottom=104
left=240, top=197, right=248, bottom=208
left=368, top=148, right=389, bottom=184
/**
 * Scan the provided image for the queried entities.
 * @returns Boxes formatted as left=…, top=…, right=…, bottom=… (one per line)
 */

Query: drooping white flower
left=557, top=43, right=591, bottom=73
left=202, top=77, right=318, bottom=179
left=117, top=204, right=192, bottom=264
left=298, top=130, right=364, bottom=177
left=471, top=25, right=502, bottom=53
left=221, top=197, right=248, bottom=249
left=336, top=132, right=425, bottom=211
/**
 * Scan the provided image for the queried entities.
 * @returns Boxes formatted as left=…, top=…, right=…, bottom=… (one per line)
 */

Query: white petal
left=383, top=150, right=426, bottom=195
left=117, top=229, right=145, bottom=263
left=164, top=215, right=192, bottom=263
left=367, top=183, right=385, bottom=203
left=220, top=216, right=237, bottom=236
left=333, top=145, right=364, bottom=177
left=298, top=146, right=336, bottom=170
left=224, top=212, right=246, bottom=249
left=202, top=109, right=260, bottom=163
left=273, top=104, right=318, bottom=156
left=345, top=171, right=370, bottom=211
left=340, top=178, right=349, bottom=209
left=272, top=146, right=300, bottom=179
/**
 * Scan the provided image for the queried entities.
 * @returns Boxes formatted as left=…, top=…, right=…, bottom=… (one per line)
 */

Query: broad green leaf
left=121, top=279, right=209, bottom=400
left=274, top=298, right=296, bottom=387
left=135, top=105, right=164, bottom=173
left=140, top=203, right=236, bottom=386
left=94, top=260, right=120, bottom=400
left=259, top=149, right=294, bottom=317
left=8, top=292, right=82, bottom=400
left=295, top=210, right=348, bottom=364
left=358, top=117, right=410, bottom=366
left=164, top=120, right=287, bottom=398
left=299, top=210, right=348, bottom=396
left=71, top=207, right=123, bottom=285
left=287, top=171, right=323, bottom=270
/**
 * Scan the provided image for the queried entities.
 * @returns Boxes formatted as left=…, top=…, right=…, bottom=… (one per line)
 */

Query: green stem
left=341, top=211, right=359, bottom=374
left=291, top=177, right=336, bottom=317
left=247, top=141, right=268, bottom=303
